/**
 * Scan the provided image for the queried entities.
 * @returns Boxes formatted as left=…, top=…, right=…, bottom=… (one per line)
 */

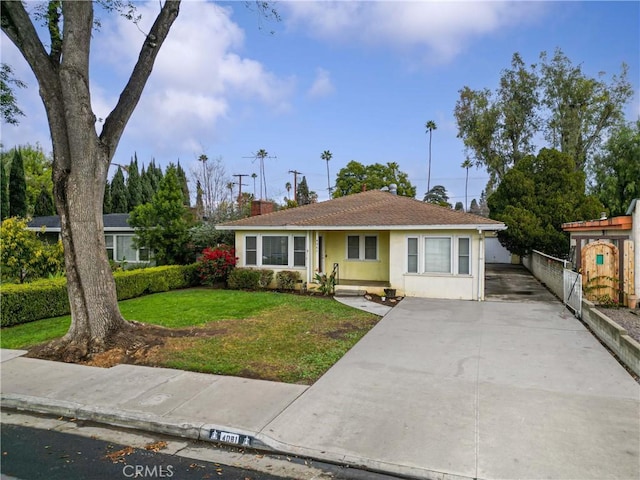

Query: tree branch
left=100, top=0, right=181, bottom=159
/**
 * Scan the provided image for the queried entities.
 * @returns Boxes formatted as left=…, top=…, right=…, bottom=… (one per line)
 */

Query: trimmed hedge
left=227, top=268, right=261, bottom=290
left=1, top=264, right=198, bottom=327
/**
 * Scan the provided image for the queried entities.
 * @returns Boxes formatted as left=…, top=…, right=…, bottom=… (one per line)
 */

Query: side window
left=245, top=236, right=257, bottom=266
left=407, top=237, right=418, bottom=273
left=364, top=236, right=377, bottom=260
left=458, top=237, right=470, bottom=275
left=293, top=236, right=306, bottom=267
left=347, top=235, right=360, bottom=259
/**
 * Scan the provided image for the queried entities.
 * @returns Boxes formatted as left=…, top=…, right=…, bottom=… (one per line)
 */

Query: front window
left=424, top=237, right=452, bottom=273
left=458, top=238, right=470, bottom=275
left=347, top=235, right=378, bottom=261
left=116, top=235, right=137, bottom=262
left=262, top=236, right=288, bottom=265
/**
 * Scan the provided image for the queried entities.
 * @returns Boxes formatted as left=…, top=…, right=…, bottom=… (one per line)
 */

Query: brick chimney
left=251, top=200, right=274, bottom=216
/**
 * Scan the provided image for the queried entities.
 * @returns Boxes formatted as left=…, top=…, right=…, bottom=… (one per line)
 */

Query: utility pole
left=288, top=170, right=302, bottom=202
left=233, top=174, right=249, bottom=210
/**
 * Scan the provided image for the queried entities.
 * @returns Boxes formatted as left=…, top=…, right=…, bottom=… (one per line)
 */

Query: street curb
left=1, top=393, right=472, bottom=480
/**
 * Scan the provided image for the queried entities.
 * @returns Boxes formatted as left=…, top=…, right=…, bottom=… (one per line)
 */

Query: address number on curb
left=209, top=429, right=253, bottom=447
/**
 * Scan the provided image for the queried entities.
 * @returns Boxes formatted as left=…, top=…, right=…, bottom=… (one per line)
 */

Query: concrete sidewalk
left=2, top=298, right=640, bottom=479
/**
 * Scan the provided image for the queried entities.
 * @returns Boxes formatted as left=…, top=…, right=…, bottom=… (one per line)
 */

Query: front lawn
left=0, top=289, right=379, bottom=384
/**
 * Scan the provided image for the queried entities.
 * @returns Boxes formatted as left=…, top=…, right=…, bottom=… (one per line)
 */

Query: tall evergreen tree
left=140, top=165, right=154, bottom=204
left=176, top=161, right=190, bottom=206
left=0, top=160, right=9, bottom=220
left=195, top=179, right=204, bottom=220
left=9, top=148, right=27, bottom=218
left=103, top=181, right=112, bottom=214
left=127, top=154, right=142, bottom=210
left=296, top=176, right=311, bottom=206
left=110, top=166, right=128, bottom=213
left=33, top=184, right=55, bottom=216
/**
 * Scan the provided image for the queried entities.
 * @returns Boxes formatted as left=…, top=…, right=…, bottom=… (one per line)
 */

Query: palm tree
left=285, top=181, right=292, bottom=200
left=251, top=173, right=257, bottom=198
left=425, top=120, right=437, bottom=193
left=461, top=158, right=473, bottom=212
left=256, top=149, right=269, bottom=200
left=321, top=150, right=333, bottom=196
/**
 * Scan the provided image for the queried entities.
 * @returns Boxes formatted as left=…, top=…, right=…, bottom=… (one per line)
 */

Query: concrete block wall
left=581, top=299, right=640, bottom=377
left=522, top=252, right=568, bottom=299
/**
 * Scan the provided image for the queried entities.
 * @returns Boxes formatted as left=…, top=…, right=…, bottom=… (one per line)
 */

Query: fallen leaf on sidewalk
left=144, top=440, right=168, bottom=452
left=105, top=446, right=135, bottom=463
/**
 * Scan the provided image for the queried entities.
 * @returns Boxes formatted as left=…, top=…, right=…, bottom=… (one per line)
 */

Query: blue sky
left=2, top=1, right=639, bottom=206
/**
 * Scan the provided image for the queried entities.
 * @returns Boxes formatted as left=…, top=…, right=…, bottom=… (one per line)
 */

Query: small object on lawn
left=381, top=296, right=386, bottom=302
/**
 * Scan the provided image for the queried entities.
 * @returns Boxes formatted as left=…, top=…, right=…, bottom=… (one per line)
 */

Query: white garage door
left=485, top=237, right=512, bottom=263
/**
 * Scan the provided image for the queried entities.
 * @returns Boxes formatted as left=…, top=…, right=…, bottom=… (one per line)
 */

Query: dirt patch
left=26, top=322, right=228, bottom=369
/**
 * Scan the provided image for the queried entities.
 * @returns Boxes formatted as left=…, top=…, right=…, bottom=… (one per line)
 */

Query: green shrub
left=0, top=278, right=68, bottom=327
left=1, top=264, right=197, bottom=327
left=227, top=268, right=260, bottom=290
left=276, top=271, right=301, bottom=291
left=258, top=269, right=274, bottom=289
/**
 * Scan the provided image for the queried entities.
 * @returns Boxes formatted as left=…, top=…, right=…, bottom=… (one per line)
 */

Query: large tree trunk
left=2, top=0, right=180, bottom=360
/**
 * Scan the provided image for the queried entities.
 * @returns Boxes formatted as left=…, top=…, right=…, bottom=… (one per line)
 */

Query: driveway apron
left=263, top=297, right=640, bottom=480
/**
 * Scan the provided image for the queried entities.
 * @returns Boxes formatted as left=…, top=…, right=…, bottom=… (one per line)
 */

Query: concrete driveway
left=264, top=297, right=640, bottom=479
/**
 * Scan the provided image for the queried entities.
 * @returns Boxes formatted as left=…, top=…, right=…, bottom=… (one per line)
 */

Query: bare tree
left=190, top=155, right=231, bottom=219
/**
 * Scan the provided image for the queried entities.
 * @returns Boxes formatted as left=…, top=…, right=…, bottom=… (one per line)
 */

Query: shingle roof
left=28, top=213, right=132, bottom=229
left=218, top=190, right=504, bottom=230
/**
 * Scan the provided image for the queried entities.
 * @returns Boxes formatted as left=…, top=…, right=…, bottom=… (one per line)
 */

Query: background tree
left=21, top=144, right=54, bottom=216
left=488, top=148, right=603, bottom=257
left=423, top=185, right=452, bottom=208
left=176, top=161, right=190, bottom=206
left=425, top=120, right=437, bottom=192
left=33, top=184, right=55, bottom=216
left=333, top=160, right=416, bottom=198
left=454, top=201, right=464, bottom=211
left=0, top=217, right=64, bottom=283
left=103, top=181, right=112, bottom=214
left=129, top=165, right=192, bottom=265
left=251, top=172, right=257, bottom=197
left=2, top=0, right=183, bottom=358
left=0, top=160, right=8, bottom=220
left=110, top=166, right=128, bottom=213
left=590, top=120, right=640, bottom=216
left=190, top=154, right=230, bottom=219
left=461, top=158, right=473, bottom=211
left=455, top=49, right=632, bottom=190
left=8, top=148, right=26, bottom=218
left=321, top=150, right=332, bottom=196
left=296, top=176, right=311, bottom=206
left=285, top=181, right=291, bottom=200
left=468, top=199, right=481, bottom=216
left=1, top=63, right=26, bottom=125
left=126, top=155, right=142, bottom=210
left=139, top=164, right=154, bottom=204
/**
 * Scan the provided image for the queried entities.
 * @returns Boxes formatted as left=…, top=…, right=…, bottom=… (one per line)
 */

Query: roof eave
left=217, top=223, right=506, bottom=231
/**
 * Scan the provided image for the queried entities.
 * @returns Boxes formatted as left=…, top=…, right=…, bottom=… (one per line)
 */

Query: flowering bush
left=196, top=245, right=237, bottom=286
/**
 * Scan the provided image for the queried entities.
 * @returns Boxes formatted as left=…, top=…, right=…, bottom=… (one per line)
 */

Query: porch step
left=334, top=287, right=367, bottom=297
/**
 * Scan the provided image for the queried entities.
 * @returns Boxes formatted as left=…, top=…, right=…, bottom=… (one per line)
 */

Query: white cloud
left=91, top=1, right=295, bottom=158
left=308, top=68, right=335, bottom=98
left=284, top=1, right=547, bottom=63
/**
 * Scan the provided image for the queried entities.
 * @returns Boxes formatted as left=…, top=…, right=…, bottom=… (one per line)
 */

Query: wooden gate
left=582, top=240, right=619, bottom=302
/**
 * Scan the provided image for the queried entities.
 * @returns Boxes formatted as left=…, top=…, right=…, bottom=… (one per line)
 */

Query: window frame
left=244, top=234, right=306, bottom=268
left=345, top=234, right=378, bottom=261
left=406, top=234, right=472, bottom=276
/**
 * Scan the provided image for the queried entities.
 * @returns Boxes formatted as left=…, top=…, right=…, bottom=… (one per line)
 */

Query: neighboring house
left=562, top=198, right=639, bottom=306
left=27, top=214, right=152, bottom=265
left=217, top=189, right=506, bottom=300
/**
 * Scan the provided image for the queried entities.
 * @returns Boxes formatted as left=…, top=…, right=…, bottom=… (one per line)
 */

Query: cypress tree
left=33, top=184, right=55, bottom=216
left=103, top=181, right=112, bottom=214
left=296, top=176, right=310, bottom=206
left=9, top=148, right=27, bottom=218
left=140, top=165, right=154, bottom=204
left=176, top=161, right=190, bottom=206
left=110, top=166, right=128, bottom=213
left=0, top=160, right=9, bottom=220
left=127, top=154, right=142, bottom=209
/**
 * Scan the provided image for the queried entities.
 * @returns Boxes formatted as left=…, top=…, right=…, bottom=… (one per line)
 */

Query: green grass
left=0, top=288, right=379, bottom=384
